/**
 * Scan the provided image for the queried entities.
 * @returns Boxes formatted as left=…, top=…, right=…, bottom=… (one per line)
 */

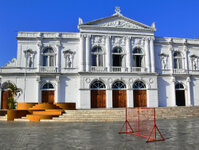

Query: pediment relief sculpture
left=97, top=19, right=145, bottom=29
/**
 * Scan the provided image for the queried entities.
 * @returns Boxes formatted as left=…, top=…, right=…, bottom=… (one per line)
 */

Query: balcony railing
left=132, top=67, right=147, bottom=73
left=173, top=69, right=187, bottom=74
left=91, top=66, right=107, bottom=72
left=112, top=67, right=128, bottom=72
left=40, top=66, right=57, bottom=73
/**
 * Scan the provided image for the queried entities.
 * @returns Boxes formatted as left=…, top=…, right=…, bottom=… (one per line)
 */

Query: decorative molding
left=112, top=36, right=126, bottom=47
left=91, top=36, right=105, bottom=45
left=5, top=58, right=17, bottom=67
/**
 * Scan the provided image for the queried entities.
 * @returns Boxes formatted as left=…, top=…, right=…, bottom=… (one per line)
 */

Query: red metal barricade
left=119, top=107, right=164, bottom=142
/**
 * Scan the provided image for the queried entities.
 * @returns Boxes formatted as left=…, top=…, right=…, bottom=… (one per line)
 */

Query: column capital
left=37, top=42, right=43, bottom=49
left=56, top=76, right=60, bottom=83
left=36, top=76, right=40, bottom=82
left=171, top=77, right=175, bottom=82
left=169, top=45, right=173, bottom=52
left=86, top=34, right=91, bottom=39
left=105, top=35, right=111, bottom=39
left=186, top=77, right=191, bottom=82
left=125, top=36, right=132, bottom=40
left=80, top=34, right=86, bottom=38
left=143, top=37, right=150, bottom=41
left=149, top=36, right=155, bottom=41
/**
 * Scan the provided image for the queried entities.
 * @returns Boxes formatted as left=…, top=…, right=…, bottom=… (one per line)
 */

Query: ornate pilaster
left=171, top=77, right=176, bottom=106
left=144, top=37, right=150, bottom=72
left=150, top=37, right=155, bottom=73
left=183, top=42, right=189, bottom=73
left=186, top=77, right=192, bottom=106
left=37, top=42, right=43, bottom=72
left=36, top=76, right=41, bottom=103
left=55, top=76, right=60, bottom=103
left=169, top=44, right=174, bottom=74
left=86, top=35, right=91, bottom=72
left=106, top=35, right=111, bottom=72
left=79, top=34, right=85, bottom=72
left=55, top=43, right=62, bottom=72
left=126, top=36, right=132, bottom=72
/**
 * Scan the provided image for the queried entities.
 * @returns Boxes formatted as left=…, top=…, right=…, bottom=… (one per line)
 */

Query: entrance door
left=113, top=90, right=126, bottom=107
left=1, top=91, right=12, bottom=109
left=133, top=90, right=147, bottom=107
left=91, top=90, right=106, bottom=108
left=176, top=90, right=185, bottom=106
left=42, top=91, right=54, bottom=103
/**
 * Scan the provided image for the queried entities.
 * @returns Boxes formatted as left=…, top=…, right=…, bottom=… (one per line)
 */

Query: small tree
left=7, top=83, right=22, bottom=109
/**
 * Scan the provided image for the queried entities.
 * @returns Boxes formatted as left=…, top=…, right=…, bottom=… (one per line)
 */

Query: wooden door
left=113, top=90, right=126, bottom=107
left=42, top=91, right=54, bottom=103
left=176, top=90, right=185, bottom=106
left=133, top=90, right=147, bottom=107
left=91, top=90, right=106, bottom=108
left=1, top=91, right=12, bottom=109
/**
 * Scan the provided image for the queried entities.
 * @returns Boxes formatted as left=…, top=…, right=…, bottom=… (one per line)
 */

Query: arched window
left=90, top=81, right=106, bottom=89
left=175, top=83, right=184, bottom=90
left=133, top=81, right=146, bottom=89
left=132, top=47, right=144, bottom=68
left=174, top=52, right=183, bottom=69
left=112, top=47, right=124, bottom=67
left=91, top=46, right=104, bottom=67
left=112, top=81, right=126, bottom=89
left=42, top=47, right=55, bottom=67
left=42, top=83, right=54, bottom=89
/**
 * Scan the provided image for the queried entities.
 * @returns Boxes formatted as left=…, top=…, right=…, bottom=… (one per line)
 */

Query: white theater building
left=1, top=8, right=199, bottom=109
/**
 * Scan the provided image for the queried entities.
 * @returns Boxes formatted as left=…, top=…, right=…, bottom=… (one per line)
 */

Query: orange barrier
left=17, top=103, right=37, bottom=110
left=7, top=110, right=31, bottom=121
left=54, top=103, right=76, bottom=110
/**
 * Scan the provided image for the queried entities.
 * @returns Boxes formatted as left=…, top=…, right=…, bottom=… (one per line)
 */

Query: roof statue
left=113, top=6, right=122, bottom=16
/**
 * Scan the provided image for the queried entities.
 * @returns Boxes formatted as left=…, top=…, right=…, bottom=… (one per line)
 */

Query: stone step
left=33, top=111, right=63, bottom=115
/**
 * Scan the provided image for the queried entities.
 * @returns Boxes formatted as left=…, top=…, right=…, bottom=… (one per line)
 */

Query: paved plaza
left=0, top=117, right=199, bottom=150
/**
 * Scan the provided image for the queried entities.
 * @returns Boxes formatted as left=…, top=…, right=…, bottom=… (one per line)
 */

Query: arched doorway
left=90, top=80, right=106, bottom=108
left=133, top=81, right=147, bottom=107
left=1, top=82, right=13, bottom=109
left=41, top=83, right=55, bottom=103
left=112, top=81, right=126, bottom=108
left=175, top=83, right=185, bottom=106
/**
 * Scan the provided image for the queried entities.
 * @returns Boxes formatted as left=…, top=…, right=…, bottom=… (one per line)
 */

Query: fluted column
left=37, top=43, right=42, bottom=72
left=106, top=36, right=111, bottom=72
left=55, top=43, right=61, bottom=72
left=126, top=36, right=132, bottom=72
left=55, top=76, right=60, bottom=103
left=145, top=38, right=150, bottom=72
left=150, top=37, right=155, bottom=73
left=79, top=34, right=85, bottom=72
left=169, top=45, right=174, bottom=74
left=184, top=45, right=189, bottom=73
left=171, top=77, right=176, bottom=106
left=186, top=77, right=192, bottom=106
left=86, top=35, right=91, bottom=72
left=36, top=76, right=41, bottom=103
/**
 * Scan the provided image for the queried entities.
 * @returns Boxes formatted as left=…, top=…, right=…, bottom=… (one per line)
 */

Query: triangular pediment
left=79, top=15, right=155, bottom=31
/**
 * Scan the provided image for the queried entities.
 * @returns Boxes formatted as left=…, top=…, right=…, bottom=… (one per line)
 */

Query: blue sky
left=0, top=0, right=199, bottom=67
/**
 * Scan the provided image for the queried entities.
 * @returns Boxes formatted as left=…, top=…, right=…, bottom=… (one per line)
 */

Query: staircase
left=41, top=109, right=125, bottom=122
left=15, top=103, right=64, bottom=122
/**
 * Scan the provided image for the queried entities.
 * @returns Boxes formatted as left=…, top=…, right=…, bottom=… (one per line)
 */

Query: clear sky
left=0, top=0, right=199, bottom=67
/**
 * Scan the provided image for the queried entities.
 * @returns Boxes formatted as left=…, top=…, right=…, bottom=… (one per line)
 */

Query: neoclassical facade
left=1, top=8, right=199, bottom=109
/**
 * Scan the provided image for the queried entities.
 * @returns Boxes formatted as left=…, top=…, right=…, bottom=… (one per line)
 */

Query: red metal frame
left=119, top=107, right=165, bottom=142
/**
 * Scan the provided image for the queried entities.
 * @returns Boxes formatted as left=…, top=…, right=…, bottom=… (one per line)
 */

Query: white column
left=36, top=76, right=41, bottom=103
left=79, top=35, right=85, bottom=72
left=171, top=77, right=176, bottom=106
left=186, top=77, right=192, bottom=106
left=55, top=76, right=60, bottom=103
left=126, top=36, right=132, bottom=72
left=106, top=36, right=111, bottom=72
left=86, top=35, right=91, bottom=72
left=184, top=46, right=189, bottom=73
left=55, top=44, right=61, bottom=72
left=169, top=46, right=174, bottom=74
left=37, top=43, right=42, bottom=72
left=150, top=37, right=155, bottom=73
left=106, top=89, right=112, bottom=108
left=145, top=38, right=150, bottom=72
left=127, top=89, right=133, bottom=107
